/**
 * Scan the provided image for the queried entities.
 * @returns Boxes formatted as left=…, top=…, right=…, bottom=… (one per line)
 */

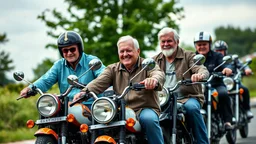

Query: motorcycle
left=158, top=54, right=206, bottom=144
left=70, top=58, right=156, bottom=144
left=223, top=55, right=253, bottom=143
left=13, top=59, right=102, bottom=144
left=200, top=55, right=235, bottom=143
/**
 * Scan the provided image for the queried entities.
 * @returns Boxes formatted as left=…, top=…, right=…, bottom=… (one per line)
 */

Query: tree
left=214, top=25, right=256, bottom=57
left=0, top=33, right=14, bottom=86
left=38, top=0, right=184, bottom=65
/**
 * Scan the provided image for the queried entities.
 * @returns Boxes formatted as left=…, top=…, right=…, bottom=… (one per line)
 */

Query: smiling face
left=159, top=33, right=178, bottom=57
left=195, top=41, right=210, bottom=56
left=118, top=39, right=140, bottom=71
left=61, top=44, right=80, bottom=63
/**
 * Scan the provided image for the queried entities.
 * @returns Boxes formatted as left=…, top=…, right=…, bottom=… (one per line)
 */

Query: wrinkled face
left=195, top=41, right=210, bottom=56
left=118, top=40, right=140, bottom=70
left=61, top=44, right=80, bottom=63
left=160, top=33, right=178, bottom=57
left=215, top=49, right=225, bottom=56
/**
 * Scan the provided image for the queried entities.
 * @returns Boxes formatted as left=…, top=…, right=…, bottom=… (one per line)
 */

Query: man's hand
left=20, top=87, right=31, bottom=98
left=222, top=68, right=232, bottom=76
left=140, top=78, right=158, bottom=90
left=73, top=92, right=86, bottom=102
left=191, top=73, right=205, bottom=82
left=245, top=69, right=252, bottom=76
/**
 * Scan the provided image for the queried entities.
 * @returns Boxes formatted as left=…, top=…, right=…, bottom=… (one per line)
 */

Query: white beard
left=162, top=48, right=175, bottom=57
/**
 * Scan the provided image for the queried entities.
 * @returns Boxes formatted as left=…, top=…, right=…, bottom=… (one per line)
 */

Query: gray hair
left=157, top=27, right=180, bottom=42
left=117, top=35, right=140, bottom=50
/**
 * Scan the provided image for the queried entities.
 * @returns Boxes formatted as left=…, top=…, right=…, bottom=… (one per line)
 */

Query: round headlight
left=91, top=97, right=116, bottom=124
left=158, top=87, right=169, bottom=107
left=223, top=77, right=234, bottom=91
left=36, top=94, right=60, bottom=117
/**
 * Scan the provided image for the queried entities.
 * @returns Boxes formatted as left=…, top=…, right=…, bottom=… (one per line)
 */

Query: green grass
left=0, top=128, right=36, bottom=143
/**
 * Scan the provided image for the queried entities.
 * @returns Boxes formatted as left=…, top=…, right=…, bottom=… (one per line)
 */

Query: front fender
left=35, top=128, right=58, bottom=140
left=95, top=135, right=116, bottom=144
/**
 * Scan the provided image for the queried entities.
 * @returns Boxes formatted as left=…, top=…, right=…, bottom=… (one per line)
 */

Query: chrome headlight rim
left=91, top=97, right=117, bottom=124
left=158, top=87, right=169, bottom=107
left=223, top=77, right=234, bottom=91
left=36, top=94, right=61, bottom=117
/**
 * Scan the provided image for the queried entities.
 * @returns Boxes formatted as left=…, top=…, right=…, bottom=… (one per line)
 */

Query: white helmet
left=194, top=31, right=212, bottom=44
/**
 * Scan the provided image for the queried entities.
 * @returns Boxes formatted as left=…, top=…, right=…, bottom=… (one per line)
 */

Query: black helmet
left=213, top=40, right=228, bottom=51
left=57, top=31, right=84, bottom=57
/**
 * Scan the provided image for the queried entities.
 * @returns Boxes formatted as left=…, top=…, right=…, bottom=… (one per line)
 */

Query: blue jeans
left=139, top=108, right=164, bottom=144
left=183, top=98, right=209, bottom=144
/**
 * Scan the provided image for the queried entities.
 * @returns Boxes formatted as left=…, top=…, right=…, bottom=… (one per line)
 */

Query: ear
left=137, top=48, right=140, bottom=55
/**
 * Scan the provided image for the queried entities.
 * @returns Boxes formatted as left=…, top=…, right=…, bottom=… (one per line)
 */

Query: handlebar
left=70, top=92, right=98, bottom=107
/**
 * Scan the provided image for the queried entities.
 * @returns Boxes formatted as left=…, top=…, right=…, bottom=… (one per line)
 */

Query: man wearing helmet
left=194, top=31, right=234, bottom=130
left=20, top=31, right=105, bottom=107
left=153, top=27, right=209, bottom=144
left=213, top=40, right=254, bottom=119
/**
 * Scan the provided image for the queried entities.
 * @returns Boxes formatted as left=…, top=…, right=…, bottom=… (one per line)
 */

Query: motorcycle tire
left=35, top=135, right=56, bottom=144
left=225, top=129, right=237, bottom=144
left=239, top=122, right=249, bottom=138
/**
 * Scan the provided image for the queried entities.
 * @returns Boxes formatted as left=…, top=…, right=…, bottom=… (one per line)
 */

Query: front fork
left=235, top=80, right=239, bottom=124
left=207, top=83, right=212, bottom=140
left=58, top=97, right=69, bottom=144
left=171, top=92, right=177, bottom=144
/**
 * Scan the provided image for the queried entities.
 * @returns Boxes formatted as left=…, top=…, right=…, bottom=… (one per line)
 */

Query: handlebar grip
left=70, top=93, right=90, bottom=107
left=27, top=90, right=37, bottom=96
left=132, top=83, right=145, bottom=90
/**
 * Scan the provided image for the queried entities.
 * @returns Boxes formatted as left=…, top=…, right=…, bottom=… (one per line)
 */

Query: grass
left=0, top=128, right=36, bottom=143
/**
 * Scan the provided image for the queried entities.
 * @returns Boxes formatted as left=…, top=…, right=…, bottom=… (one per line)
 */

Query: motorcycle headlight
left=223, top=77, right=234, bottom=91
left=36, top=94, right=61, bottom=117
left=91, top=97, right=117, bottom=124
left=158, top=87, right=169, bottom=107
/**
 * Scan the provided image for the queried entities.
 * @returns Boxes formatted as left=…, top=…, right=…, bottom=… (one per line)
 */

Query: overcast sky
left=1, top=0, right=256, bottom=80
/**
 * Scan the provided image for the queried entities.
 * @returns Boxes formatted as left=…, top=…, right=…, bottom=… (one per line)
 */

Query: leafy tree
left=214, top=25, right=256, bottom=57
left=0, top=33, right=14, bottom=86
left=180, top=42, right=195, bottom=52
left=38, top=0, right=184, bottom=65
left=32, top=58, right=54, bottom=80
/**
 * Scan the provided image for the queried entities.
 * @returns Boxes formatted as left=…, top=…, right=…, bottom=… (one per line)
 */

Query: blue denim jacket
left=31, top=53, right=105, bottom=105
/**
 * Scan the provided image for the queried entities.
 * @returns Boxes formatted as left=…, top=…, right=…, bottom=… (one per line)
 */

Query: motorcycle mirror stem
left=129, top=58, right=156, bottom=83
left=213, top=55, right=232, bottom=72
left=182, top=54, right=206, bottom=78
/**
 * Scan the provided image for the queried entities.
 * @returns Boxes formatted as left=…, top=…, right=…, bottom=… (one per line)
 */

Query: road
left=220, top=107, right=256, bottom=144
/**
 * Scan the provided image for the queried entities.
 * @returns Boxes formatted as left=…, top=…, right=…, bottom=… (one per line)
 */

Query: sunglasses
left=62, top=47, right=77, bottom=53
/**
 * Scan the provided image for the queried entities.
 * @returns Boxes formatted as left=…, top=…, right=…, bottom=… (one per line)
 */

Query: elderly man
left=153, top=27, right=209, bottom=144
left=74, top=35, right=165, bottom=144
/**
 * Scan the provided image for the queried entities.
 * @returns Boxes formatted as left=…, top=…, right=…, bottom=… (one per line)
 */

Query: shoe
left=224, top=122, right=234, bottom=131
left=247, top=110, right=254, bottom=119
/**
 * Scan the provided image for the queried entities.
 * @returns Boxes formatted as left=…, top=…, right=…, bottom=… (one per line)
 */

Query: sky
left=1, top=0, right=256, bottom=80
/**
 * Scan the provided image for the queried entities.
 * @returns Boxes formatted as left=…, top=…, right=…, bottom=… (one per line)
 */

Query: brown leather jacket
left=85, top=57, right=165, bottom=115
left=153, top=47, right=209, bottom=106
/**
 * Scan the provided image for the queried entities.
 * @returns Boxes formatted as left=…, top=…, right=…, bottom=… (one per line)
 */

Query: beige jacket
left=153, top=47, right=209, bottom=106
left=84, top=57, right=165, bottom=115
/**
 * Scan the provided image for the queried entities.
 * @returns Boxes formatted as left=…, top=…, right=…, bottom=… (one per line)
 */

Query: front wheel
left=239, top=122, right=249, bottom=138
left=225, top=129, right=237, bottom=144
left=35, top=135, right=56, bottom=144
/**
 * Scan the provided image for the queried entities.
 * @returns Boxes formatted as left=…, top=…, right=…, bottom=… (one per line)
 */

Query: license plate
left=35, top=116, right=67, bottom=124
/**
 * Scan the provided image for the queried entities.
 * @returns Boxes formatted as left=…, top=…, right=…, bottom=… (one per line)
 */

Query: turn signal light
left=239, top=88, right=244, bottom=94
left=126, top=118, right=136, bottom=127
left=26, top=120, right=35, bottom=128
left=80, top=124, right=89, bottom=133
left=212, top=91, right=218, bottom=97
left=67, top=114, right=75, bottom=123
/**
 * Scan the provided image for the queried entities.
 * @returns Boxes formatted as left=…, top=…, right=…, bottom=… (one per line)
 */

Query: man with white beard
left=153, top=27, right=209, bottom=144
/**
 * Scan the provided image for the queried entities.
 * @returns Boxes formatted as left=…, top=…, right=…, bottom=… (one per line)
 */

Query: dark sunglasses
left=62, top=47, right=77, bottom=53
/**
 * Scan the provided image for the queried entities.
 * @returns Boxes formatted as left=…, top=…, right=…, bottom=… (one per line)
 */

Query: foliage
left=180, top=42, right=195, bottom=52
left=0, top=84, right=59, bottom=142
left=33, top=58, right=54, bottom=80
left=214, top=25, right=256, bottom=57
left=37, top=0, right=184, bottom=65
left=0, top=33, right=14, bottom=86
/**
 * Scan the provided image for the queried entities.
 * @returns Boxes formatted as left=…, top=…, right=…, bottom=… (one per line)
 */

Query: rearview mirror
left=89, top=59, right=102, bottom=71
left=67, top=75, right=79, bottom=85
left=13, top=71, right=24, bottom=81
left=193, top=54, right=205, bottom=65
left=142, top=58, right=156, bottom=71
left=223, top=55, right=232, bottom=63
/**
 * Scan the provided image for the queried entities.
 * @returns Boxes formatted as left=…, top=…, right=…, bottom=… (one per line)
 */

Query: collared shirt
left=32, top=53, right=105, bottom=104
